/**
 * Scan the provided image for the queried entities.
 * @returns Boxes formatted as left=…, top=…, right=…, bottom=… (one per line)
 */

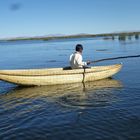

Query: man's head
left=75, top=44, right=83, bottom=53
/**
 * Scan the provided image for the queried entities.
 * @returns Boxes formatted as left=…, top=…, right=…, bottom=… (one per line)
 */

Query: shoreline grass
left=0, top=31, right=140, bottom=42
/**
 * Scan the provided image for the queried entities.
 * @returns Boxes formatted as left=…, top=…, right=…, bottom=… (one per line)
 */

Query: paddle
left=90, top=54, right=140, bottom=64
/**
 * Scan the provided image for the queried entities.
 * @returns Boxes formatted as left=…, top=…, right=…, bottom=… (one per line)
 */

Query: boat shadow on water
left=1, top=78, right=123, bottom=109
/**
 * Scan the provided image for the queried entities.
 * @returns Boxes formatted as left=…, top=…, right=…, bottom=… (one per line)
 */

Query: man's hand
left=87, top=61, right=91, bottom=65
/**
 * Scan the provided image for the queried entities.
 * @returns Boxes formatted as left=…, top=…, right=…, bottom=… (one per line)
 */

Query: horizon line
left=0, top=30, right=140, bottom=40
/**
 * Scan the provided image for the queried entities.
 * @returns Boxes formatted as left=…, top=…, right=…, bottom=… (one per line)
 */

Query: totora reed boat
left=0, top=64, right=122, bottom=86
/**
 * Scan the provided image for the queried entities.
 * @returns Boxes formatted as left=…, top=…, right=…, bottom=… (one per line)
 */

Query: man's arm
left=76, top=54, right=87, bottom=67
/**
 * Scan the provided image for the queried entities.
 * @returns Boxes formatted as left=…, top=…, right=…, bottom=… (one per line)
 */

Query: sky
left=0, top=0, right=140, bottom=38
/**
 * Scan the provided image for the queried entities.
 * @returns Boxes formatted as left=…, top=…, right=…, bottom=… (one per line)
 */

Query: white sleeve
left=77, top=54, right=87, bottom=66
left=69, top=54, right=72, bottom=61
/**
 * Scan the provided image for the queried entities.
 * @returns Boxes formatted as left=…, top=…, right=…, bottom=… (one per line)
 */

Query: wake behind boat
left=0, top=64, right=122, bottom=86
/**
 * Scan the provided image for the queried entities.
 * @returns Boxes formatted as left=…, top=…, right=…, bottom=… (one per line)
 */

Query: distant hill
left=0, top=31, right=140, bottom=41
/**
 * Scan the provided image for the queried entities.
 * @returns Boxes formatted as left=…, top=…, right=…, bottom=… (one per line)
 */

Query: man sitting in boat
left=69, top=44, right=91, bottom=69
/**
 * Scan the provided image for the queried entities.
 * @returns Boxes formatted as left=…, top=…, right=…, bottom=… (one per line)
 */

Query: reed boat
left=0, top=64, right=122, bottom=86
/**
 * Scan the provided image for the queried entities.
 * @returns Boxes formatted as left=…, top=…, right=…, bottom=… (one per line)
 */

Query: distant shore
left=1, top=31, right=140, bottom=41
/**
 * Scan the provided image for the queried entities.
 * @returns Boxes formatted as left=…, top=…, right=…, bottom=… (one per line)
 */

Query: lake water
left=0, top=37, right=140, bottom=139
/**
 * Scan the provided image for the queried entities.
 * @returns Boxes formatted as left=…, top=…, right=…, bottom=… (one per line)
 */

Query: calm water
left=0, top=37, right=140, bottom=139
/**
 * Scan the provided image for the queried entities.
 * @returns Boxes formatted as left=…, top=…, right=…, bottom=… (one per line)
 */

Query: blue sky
left=0, top=0, right=140, bottom=38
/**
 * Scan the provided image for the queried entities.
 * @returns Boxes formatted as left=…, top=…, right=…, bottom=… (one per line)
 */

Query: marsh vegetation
left=1, top=31, right=140, bottom=42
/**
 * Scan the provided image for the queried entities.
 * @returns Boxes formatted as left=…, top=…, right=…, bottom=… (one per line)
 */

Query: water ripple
left=0, top=78, right=140, bottom=139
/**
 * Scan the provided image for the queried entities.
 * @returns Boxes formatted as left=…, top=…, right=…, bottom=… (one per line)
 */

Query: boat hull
left=0, top=64, right=122, bottom=86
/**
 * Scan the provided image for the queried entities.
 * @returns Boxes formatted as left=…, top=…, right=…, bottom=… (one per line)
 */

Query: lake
left=0, top=37, right=140, bottom=139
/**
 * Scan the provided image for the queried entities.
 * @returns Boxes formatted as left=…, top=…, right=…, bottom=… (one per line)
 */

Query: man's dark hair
left=75, top=44, right=83, bottom=51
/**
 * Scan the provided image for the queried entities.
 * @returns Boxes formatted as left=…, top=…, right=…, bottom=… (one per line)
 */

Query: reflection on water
left=1, top=79, right=122, bottom=109
left=0, top=38, right=140, bottom=139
